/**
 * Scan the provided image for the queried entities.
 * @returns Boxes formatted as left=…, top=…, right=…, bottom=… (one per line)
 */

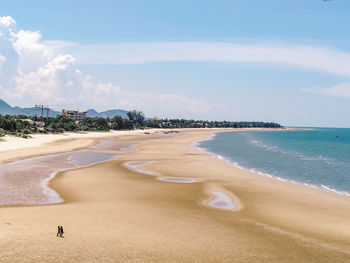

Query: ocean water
left=197, top=128, right=350, bottom=196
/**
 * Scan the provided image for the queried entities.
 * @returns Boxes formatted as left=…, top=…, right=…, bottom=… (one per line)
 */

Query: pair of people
left=57, top=225, right=64, bottom=237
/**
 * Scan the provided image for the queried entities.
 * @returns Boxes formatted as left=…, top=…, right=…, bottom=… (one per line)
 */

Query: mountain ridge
left=0, top=99, right=128, bottom=119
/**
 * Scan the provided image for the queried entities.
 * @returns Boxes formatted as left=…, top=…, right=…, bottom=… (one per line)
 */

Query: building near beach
left=62, top=109, right=87, bottom=122
left=21, top=119, right=46, bottom=129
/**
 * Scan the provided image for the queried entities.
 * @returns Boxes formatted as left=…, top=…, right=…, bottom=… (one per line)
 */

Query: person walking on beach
left=57, top=225, right=64, bottom=238
left=59, top=225, right=64, bottom=237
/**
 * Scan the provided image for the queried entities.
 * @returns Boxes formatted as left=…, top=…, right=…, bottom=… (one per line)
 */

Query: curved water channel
left=0, top=139, right=137, bottom=206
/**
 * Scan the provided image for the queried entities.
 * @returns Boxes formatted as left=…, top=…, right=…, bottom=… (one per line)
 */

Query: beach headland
left=0, top=128, right=350, bottom=262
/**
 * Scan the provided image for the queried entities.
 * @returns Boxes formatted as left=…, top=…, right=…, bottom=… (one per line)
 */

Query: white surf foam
left=193, top=132, right=350, bottom=198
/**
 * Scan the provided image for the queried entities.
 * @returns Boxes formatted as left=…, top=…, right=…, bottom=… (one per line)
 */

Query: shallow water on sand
left=157, top=177, right=196, bottom=183
left=125, top=161, right=154, bottom=175
left=68, top=151, right=118, bottom=167
left=207, top=192, right=236, bottom=210
left=0, top=151, right=118, bottom=205
left=90, top=140, right=138, bottom=152
left=0, top=139, right=136, bottom=206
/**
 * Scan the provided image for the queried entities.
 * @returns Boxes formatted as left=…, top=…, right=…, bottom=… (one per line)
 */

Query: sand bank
left=0, top=128, right=350, bottom=262
left=0, top=129, right=166, bottom=164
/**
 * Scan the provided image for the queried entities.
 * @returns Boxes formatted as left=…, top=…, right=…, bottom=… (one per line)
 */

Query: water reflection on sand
left=207, top=192, right=236, bottom=210
left=125, top=161, right=154, bottom=175
left=157, top=177, right=196, bottom=183
left=90, top=140, right=139, bottom=152
left=0, top=139, right=136, bottom=206
left=125, top=161, right=197, bottom=183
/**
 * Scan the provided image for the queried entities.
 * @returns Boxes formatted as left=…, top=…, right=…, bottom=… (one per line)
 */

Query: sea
left=197, top=128, right=350, bottom=196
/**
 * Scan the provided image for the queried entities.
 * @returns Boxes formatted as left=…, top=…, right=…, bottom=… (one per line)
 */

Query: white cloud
left=0, top=54, right=6, bottom=71
left=0, top=16, right=16, bottom=30
left=79, top=82, right=211, bottom=117
left=2, top=15, right=350, bottom=118
left=10, top=54, right=84, bottom=102
left=13, top=30, right=53, bottom=73
left=301, top=83, right=350, bottom=99
left=0, top=16, right=209, bottom=117
left=51, top=40, right=350, bottom=102
left=60, top=41, right=350, bottom=78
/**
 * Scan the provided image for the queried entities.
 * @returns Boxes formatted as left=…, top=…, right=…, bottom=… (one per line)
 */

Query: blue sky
left=1, top=1, right=350, bottom=127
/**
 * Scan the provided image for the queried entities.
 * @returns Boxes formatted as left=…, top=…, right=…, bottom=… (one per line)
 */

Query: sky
left=1, top=0, right=350, bottom=127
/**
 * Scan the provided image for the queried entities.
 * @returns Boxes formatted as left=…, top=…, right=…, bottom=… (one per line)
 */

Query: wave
left=190, top=132, right=217, bottom=150
left=193, top=132, right=350, bottom=198
left=244, top=133, right=336, bottom=165
left=321, top=184, right=350, bottom=197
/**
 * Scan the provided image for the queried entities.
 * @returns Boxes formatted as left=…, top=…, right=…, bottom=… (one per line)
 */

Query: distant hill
left=0, top=99, right=60, bottom=117
left=86, top=109, right=128, bottom=119
left=0, top=99, right=11, bottom=110
left=0, top=99, right=128, bottom=119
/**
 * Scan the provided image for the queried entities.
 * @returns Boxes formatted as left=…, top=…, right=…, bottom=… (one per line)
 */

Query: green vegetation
left=0, top=115, right=36, bottom=138
left=127, top=110, right=145, bottom=128
left=145, top=119, right=282, bottom=129
left=0, top=111, right=283, bottom=138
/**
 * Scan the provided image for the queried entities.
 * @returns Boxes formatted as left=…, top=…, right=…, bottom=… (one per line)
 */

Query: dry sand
left=1, top=129, right=350, bottom=262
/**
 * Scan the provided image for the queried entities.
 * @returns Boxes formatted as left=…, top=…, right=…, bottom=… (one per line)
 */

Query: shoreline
left=2, top=126, right=348, bottom=208
left=193, top=130, right=350, bottom=198
left=1, top=128, right=350, bottom=262
left=0, top=128, right=287, bottom=165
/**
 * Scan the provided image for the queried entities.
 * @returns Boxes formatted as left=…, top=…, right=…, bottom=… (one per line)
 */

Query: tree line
left=0, top=110, right=282, bottom=138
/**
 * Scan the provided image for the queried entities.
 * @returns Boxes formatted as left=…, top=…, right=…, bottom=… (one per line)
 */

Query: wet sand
left=0, top=140, right=131, bottom=205
left=0, top=130, right=150, bottom=164
left=0, top=129, right=350, bottom=262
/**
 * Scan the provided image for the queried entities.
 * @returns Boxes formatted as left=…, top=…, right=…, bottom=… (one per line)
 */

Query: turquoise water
left=198, top=128, right=350, bottom=195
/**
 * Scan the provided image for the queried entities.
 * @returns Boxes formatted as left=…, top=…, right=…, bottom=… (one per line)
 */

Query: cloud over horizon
left=0, top=16, right=210, bottom=117
left=54, top=41, right=350, bottom=78
left=301, top=82, right=350, bottom=99
left=2, top=15, right=350, bottom=121
left=52, top=39, right=350, bottom=102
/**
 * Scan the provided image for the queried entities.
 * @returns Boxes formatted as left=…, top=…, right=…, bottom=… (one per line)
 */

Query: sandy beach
left=0, top=130, right=153, bottom=164
left=1, top=129, right=350, bottom=262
